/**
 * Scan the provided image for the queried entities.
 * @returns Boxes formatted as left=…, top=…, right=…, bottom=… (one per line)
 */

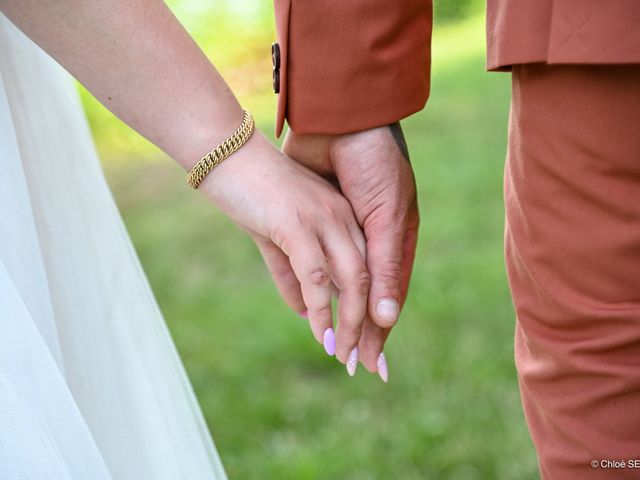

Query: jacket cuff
left=272, top=0, right=432, bottom=137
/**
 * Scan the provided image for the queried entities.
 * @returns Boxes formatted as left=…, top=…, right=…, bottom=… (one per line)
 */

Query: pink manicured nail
left=346, top=347, right=359, bottom=376
left=299, top=310, right=308, bottom=319
left=322, top=327, right=335, bottom=356
left=377, top=352, right=388, bottom=383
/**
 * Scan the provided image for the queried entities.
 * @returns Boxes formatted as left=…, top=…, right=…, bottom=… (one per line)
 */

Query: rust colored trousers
left=506, top=64, right=640, bottom=478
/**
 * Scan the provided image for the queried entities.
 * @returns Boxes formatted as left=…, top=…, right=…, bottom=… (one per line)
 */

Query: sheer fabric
left=0, top=14, right=228, bottom=480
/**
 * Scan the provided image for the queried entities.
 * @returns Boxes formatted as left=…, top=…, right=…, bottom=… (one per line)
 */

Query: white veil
left=0, top=14, right=227, bottom=480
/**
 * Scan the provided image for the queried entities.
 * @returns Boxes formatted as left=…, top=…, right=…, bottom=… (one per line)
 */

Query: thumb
left=365, top=213, right=405, bottom=328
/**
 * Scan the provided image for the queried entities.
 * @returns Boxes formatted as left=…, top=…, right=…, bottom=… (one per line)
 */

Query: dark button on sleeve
left=272, top=42, right=281, bottom=70
left=271, top=42, right=281, bottom=94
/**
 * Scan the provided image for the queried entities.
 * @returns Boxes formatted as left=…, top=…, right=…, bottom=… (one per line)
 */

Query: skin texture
left=283, top=125, right=420, bottom=373
left=0, top=0, right=372, bottom=363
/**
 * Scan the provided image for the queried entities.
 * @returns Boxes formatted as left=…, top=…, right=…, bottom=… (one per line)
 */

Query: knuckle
left=335, top=198, right=354, bottom=218
left=340, top=318, right=364, bottom=337
left=270, top=265, right=291, bottom=282
left=271, top=227, right=285, bottom=250
left=322, top=198, right=352, bottom=224
left=316, top=200, right=337, bottom=219
left=367, top=210, right=402, bottom=234
left=309, top=268, right=331, bottom=287
left=376, top=260, right=402, bottom=288
left=271, top=224, right=291, bottom=253
left=312, top=304, right=333, bottom=322
left=293, top=209, right=312, bottom=229
left=352, top=270, right=371, bottom=295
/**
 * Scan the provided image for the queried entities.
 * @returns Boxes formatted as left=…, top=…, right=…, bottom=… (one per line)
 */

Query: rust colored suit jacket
left=273, top=0, right=640, bottom=137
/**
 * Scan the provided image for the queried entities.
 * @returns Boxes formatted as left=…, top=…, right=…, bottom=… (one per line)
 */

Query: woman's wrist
left=170, top=104, right=245, bottom=171
left=198, top=129, right=273, bottom=201
left=186, top=110, right=255, bottom=189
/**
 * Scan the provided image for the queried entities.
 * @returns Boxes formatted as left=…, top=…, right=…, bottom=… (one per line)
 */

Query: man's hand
left=283, top=125, right=420, bottom=377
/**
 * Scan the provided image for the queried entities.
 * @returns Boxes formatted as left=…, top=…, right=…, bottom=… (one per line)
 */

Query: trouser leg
left=506, top=63, right=640, bottom=479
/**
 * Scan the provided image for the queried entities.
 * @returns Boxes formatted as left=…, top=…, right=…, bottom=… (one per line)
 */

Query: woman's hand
left=200, top=131, right=370, bottom=366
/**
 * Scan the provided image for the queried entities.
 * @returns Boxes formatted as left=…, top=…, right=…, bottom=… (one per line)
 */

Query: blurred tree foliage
left=434, top=0, right=484, bottom=23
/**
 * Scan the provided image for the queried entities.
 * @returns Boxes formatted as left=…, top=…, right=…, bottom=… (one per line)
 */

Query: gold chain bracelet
left=186, top=110, right=255, bottom=189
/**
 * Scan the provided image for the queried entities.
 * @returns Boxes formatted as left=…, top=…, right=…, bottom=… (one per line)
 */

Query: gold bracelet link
left=186, top=110, right=255, bottom=189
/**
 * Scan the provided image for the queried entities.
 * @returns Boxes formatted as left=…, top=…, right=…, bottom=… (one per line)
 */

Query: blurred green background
left=79, top=1, right=538, bottom=478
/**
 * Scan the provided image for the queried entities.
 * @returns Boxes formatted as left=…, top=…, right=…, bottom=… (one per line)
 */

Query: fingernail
left=376, top=298, right=399, bottom=324
left=322, top=327, right=336, bottom=356
left=346, top=347, right=359, bottom=376
left=377, top=352, right=389, bottom=383
left=299, top=310, right=308, bottom=319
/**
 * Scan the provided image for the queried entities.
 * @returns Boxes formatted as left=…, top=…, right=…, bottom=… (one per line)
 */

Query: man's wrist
left=388, top=122, right=410, bottom=162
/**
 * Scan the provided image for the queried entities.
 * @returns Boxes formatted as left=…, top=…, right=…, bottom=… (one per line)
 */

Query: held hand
left=199, top=131, right=370, bottom=364
left=283, top=125, right=420, bottom=376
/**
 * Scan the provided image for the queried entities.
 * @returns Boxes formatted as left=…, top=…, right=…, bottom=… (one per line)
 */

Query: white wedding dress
left=0, top=14, right=228, bottom=480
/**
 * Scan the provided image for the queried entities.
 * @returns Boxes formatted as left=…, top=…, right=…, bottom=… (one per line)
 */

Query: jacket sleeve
left=273, top=0, right=432, bottom=137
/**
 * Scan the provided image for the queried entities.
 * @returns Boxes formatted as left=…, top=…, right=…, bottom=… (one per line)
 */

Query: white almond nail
left=346, top=347, right=359, bottom=377
left=377, top=352, right=389, bottom=383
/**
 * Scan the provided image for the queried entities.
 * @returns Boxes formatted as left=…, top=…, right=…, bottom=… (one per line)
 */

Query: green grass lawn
left=94, top=11, right=539, bottom=480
